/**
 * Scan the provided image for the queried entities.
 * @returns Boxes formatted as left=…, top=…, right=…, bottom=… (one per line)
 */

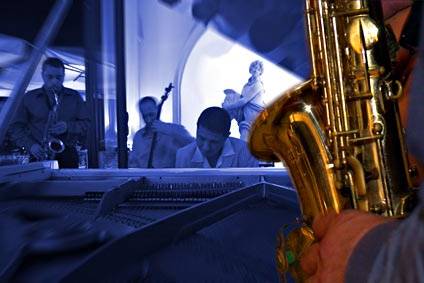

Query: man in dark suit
left=10, top=57, right=90, bottom=168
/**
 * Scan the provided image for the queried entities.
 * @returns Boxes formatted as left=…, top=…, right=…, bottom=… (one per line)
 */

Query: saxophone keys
left=348, top=17, right=379, bottom=53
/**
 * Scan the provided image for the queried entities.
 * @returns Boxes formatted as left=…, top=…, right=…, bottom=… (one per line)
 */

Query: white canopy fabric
left=0, top=35, right=87, bottom=96
left=0, top=34, right=27, bottom=68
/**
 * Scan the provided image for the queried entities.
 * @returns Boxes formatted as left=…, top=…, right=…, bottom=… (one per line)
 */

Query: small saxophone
left=43, top=89, right=65, bottom=160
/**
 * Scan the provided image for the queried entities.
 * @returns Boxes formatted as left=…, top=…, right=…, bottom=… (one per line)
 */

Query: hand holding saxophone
left=299, top=211, right=393, bottom=283
left=30, top=143, right=46, bottom=161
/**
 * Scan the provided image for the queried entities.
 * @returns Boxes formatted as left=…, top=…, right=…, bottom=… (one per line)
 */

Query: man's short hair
left=197, top=107, right=231, bottom=136
left=138, top=96, right=158, bottom=110
left=42, top=57, right=65, bottom=72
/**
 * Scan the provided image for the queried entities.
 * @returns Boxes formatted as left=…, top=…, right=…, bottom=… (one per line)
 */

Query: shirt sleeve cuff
left=345, top=221, right=400, bottom=283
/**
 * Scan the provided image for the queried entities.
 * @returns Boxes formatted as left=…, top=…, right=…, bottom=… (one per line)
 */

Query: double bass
left=146, top=83, right=174, bottom=168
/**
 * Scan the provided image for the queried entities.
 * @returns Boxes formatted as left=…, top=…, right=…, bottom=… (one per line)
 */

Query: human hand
left=150, top=120, right=169, bottom=134
left=30, top=143, right=46, bottom=160
left=49, top=121, right=67, bottom=135
left=300, top=210, right=393, bottom=283
left=381, top=0, right=411, bottom=19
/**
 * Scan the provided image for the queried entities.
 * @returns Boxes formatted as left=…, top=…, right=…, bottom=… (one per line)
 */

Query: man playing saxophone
left=300, top=1, right=424, bottom=282
left=10, top=57, right=90, bottom=168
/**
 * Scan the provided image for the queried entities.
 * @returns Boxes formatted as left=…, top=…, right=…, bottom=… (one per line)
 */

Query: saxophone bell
left=249, top=0, right=416, bottom=281
left=48, top=138, right=65, bottom=154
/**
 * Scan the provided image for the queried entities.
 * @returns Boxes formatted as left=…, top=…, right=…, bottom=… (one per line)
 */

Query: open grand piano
left=0, top=163, right=299, bottom=282
left=0, top=0, right=310, bottom=281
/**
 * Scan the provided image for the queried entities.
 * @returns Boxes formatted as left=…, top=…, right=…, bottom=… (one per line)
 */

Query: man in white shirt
left=175, top=107, right=258, bottom=168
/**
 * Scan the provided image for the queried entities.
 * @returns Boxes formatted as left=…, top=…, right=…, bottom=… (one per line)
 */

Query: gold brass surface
left=249, top=0, right=414, bottom=281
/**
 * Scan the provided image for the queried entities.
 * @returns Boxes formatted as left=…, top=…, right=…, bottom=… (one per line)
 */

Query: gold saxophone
left=43, top=89, right=65, bottom=160
left=249, top=0, right=415, bottom=281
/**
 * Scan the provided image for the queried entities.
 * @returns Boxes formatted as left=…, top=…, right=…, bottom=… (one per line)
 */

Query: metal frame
left=114, top=0, right=129, bottom=168
left=0, top=164, right=296, bottom=281
left=0, top=0, right=74, bottom=146
left=61, top=181, right=297, bottom=282
left=84, top=0, right=104, bottom=168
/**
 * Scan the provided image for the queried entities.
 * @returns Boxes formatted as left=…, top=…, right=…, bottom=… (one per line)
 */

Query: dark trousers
left=56, top=146, right=79, bottom=168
